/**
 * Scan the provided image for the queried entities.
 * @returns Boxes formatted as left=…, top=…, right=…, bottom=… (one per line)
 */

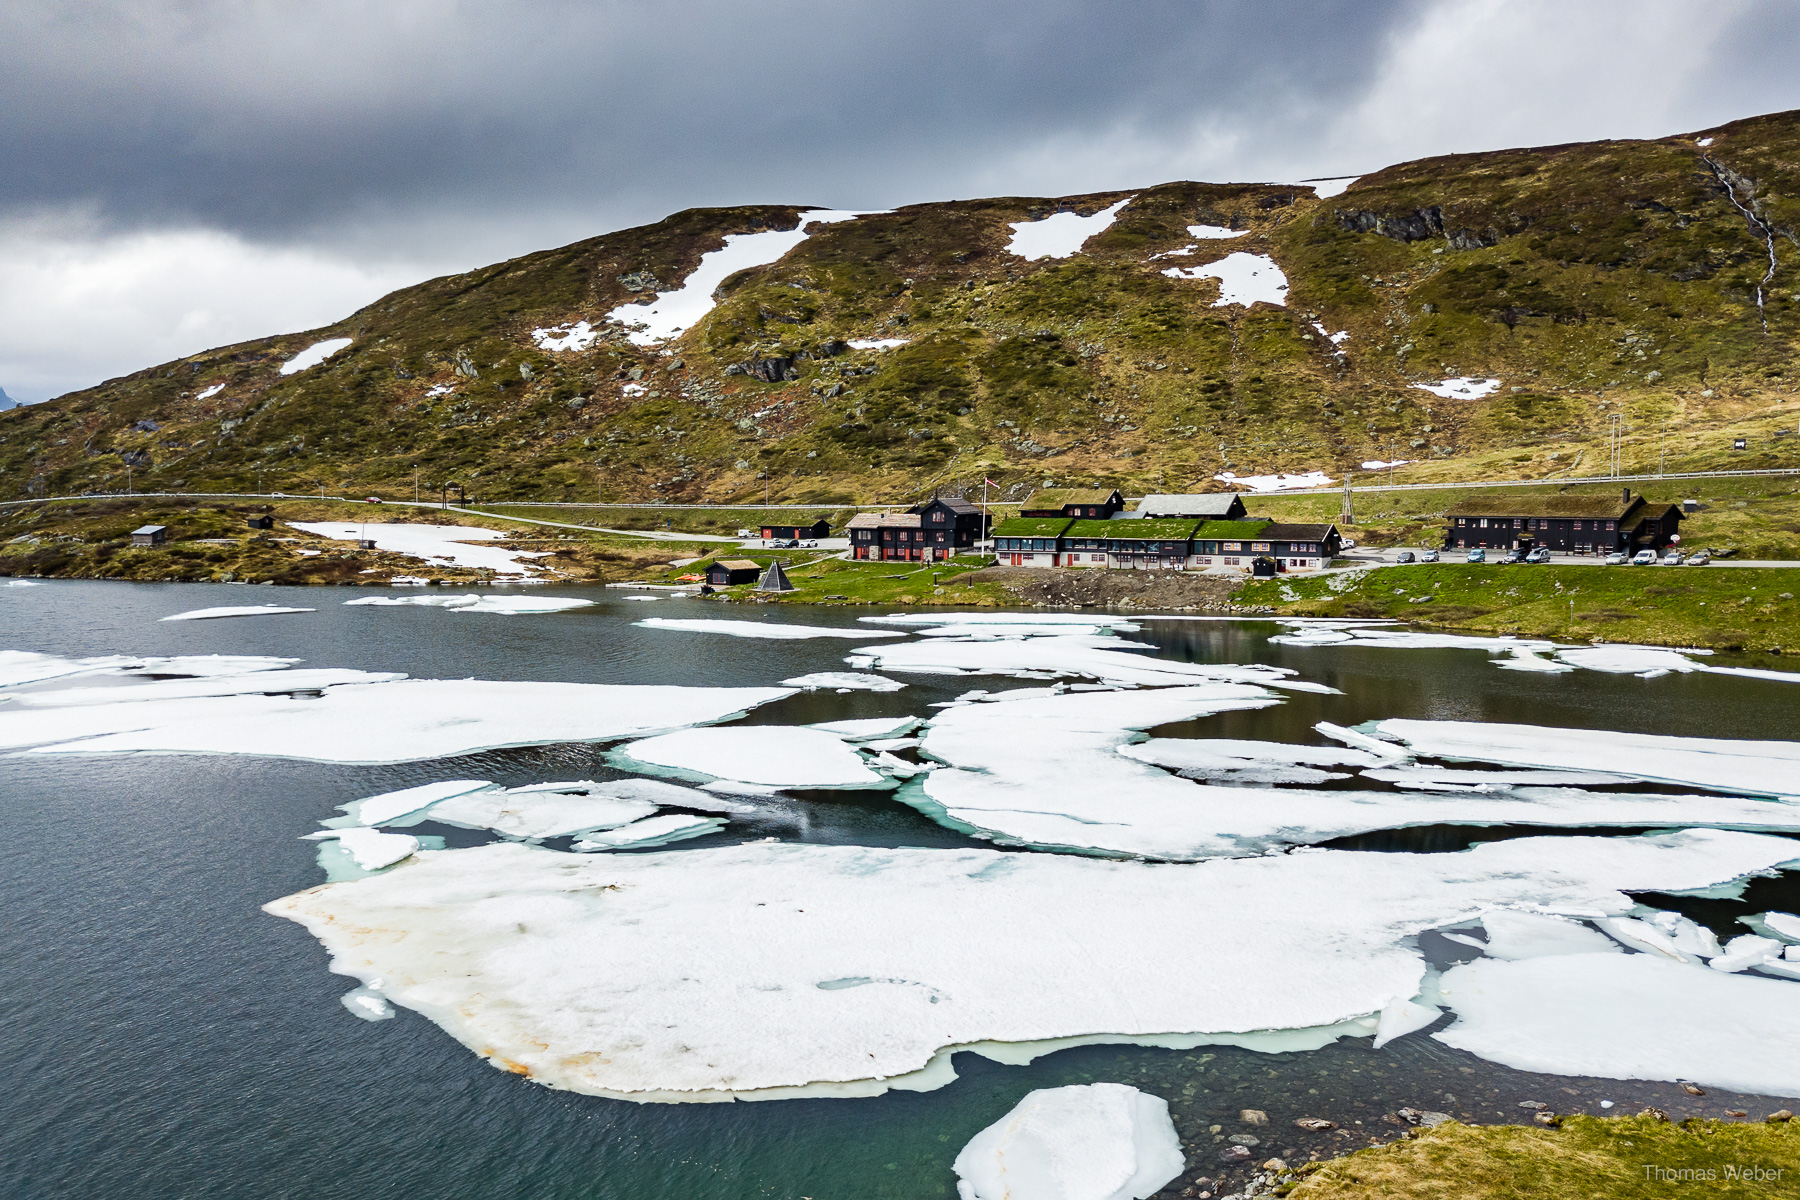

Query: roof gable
left=1135, top=492, right=1244, bottom=517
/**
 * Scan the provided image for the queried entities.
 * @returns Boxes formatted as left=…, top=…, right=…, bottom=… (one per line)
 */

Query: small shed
left=131, top=525, right=167, bottom=547
left=757, top=560, right=797, bottom=592
left=706, top=559, right=763, bottom=587
left=760, top=518, right=830, bottom=540
left=246, top=515, right=275, bottom=530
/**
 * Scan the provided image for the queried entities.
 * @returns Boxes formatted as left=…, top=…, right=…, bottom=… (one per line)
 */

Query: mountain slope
left=5, top=111, right=1800, bottom=506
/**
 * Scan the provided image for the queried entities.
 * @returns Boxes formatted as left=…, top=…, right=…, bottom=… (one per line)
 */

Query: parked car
left=1420, top=548, right=1439, bottom=563
left=1661, top=550, right=1684, bottom=565
left=1466, top=548, right=1486, bottom=563
left=1632, top=549, right=1657, bottom=565
left=1503, top=548, right=1528, bottom=564
left=1605, top=552, right=1628, bottom=565
left=365, top=496, right=383, bottom=503
left=1395, top=550, right=1416, bottom=563
left=1687, top=550, right=1712, bottom=565
left=1525, top=547, right=1550, bottom=563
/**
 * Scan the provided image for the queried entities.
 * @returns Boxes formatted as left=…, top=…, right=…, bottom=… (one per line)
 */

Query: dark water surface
left=3, top=581, right=1797, bottom=1199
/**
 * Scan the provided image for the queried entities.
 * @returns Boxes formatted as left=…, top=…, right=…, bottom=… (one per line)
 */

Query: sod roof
left=991, top=517, right=1075, bottom=538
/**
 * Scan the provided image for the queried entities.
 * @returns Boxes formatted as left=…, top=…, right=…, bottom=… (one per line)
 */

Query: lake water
left=3, top=580, right=1797, bottom=1199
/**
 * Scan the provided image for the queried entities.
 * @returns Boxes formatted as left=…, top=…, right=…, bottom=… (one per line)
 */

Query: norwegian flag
left=984, top=478, right=999, bottom=487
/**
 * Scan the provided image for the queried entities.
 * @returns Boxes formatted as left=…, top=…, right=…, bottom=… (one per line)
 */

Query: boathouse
left=705, top=559, right=763, bottom=586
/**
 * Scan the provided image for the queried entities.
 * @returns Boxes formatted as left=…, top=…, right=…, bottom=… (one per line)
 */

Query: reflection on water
left=3, top=582, right=1797, bottom=1199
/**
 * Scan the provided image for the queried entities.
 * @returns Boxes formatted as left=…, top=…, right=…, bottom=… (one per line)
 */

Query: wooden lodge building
left=992, top=515, right=1341, bottom=572
left=1018, top=488, right=1124, bottom=520
left=847, top=496, right=990, bottom=562
left=1444, top=489, right=1683, bottom=554
left=760, top=517, right=830, bottom=540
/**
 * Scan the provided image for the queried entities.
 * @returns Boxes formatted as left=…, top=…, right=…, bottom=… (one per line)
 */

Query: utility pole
left=1608, top=413, right=1625, bottom=477
left=125, top=464, right=132, bottom=494
left=1659, top=413, right=1667, bottom=477
left=414, top=469, right=420, bottom=504
left=1339, top=472, right=1354, bottom=526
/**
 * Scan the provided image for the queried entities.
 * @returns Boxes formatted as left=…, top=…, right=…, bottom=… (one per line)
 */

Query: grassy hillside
left=1238, top=562, right=1800, bottom=653
left=4, top=111, right=1800, bottom=507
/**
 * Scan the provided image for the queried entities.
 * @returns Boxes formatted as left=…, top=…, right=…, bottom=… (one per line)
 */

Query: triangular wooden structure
left=757, top=559, right=796, bottom=591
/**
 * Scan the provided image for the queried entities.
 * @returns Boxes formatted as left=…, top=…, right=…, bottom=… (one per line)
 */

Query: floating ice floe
left=0, top=663, right=795, bottom=763
left=160, top=605, right=316, bottom=622
left=425, top=786, right=659, bottom=839
left=611, top=725, right=892, bottom=789
left=1411, top=377, right=1500, bottom=399
left=953, top=1083, right=1184, bottom=1200
left=1006, top=198, right=1133, bottom=261
left=3, top=579, right=41, bottom=587
left=1362, top=765, right=1637, bottom=789
left=0, top=650, right=284, bottom=688
left=863, top=612, right=1141, bottom=633
left=809, top=716, right=919, bottom=740
left=1121, top=737, right=1379, bottom=785
left=1374, top=719, right=1800, bottom=799
left=530, top=321, right=601, bottom=352
left=344, top=593, right=593, bottom=615
left=1212, top=470, right=1332, bottom=492
left=607, top=211, right=879, bottom=344
left=341, top=985, right=394, bottom=1021
left=848, top=630, right=1309, bottom=689
left=287, top=521, right=552, bottom=577
left=573, top=813, right=726, bottom=851
left=1433, top=953, right=1800, bottom=1097
left=5, top=668, right=406, bottom=708
left=306, top=826, right=419, bottom=871
left=847, top=338, right=909, bottom=350
left=336, top=779, right=498, bottom=826
left=635, top=617, right=904, bottom=640
left=781, top=671, right=907, bottom=692
left=620, top=593, right=661, bottom=602
left=1162, top=252, right=1288, bottom=307
left=915, top=691, right=1800, bottom=859
left=1554, top=645, right=1800, bottom=684
left=279, top=337, right=353, bottom=375
left=262, top=829, right=1800, bottom=1101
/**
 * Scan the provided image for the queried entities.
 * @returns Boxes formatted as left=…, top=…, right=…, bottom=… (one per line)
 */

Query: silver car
left=1661, top=550, right=1684, bottom=565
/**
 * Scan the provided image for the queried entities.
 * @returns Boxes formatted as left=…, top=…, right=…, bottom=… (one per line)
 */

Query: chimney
left=1622, top=487, right=1631, bottom=505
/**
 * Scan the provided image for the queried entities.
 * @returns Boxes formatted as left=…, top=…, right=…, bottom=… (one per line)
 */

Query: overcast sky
left=4, top=0, right=1798, bottom=401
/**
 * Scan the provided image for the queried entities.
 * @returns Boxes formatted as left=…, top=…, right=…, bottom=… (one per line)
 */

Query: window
left=1479, top=519, right=1489, bottom=528
left=1224, top=542, right=1242, bottom=551
left=1091, top=553, right=1104, bottom=562
left=1607, top=521, right=1617, bottom=530
left=1251, top=542, right=1270, bottom=552
left=1574, top=521, right=1584, bottom=531
left=931, top=511, right=944, bottom=522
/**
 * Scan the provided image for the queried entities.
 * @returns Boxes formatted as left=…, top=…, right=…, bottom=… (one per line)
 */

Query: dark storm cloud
left=0, top=0, right=1426, bottom=241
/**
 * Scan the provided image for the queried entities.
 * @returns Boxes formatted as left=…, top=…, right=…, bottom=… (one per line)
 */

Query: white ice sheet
left=0, top=674, right=795, bottom=764
left=1434, top=953, right=1800, bottom=1097
left=160, top=605, right=316, bottom=622
left=345, top=593, right=592, bottom=615
left=263, top=829, right=1800, bottom=1101
left=613, top=725, right=890, bottom=789
left=636, top=618, right=904, bottom=640
left=1375, top=719, right=1800, bottom=798
left=781, top=672, right=907, bottom=692
left=917, top=693, right=1800, bottom=858
left=954, top=1083, right=1184, bottom=1200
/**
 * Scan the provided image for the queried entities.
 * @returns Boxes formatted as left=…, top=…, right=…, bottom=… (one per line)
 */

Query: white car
left=1605, top=552, right=1628, bottom=565
left=1632, top=550, right=1657, bottom=565
left=1661, top=550, right=1684, bottom=565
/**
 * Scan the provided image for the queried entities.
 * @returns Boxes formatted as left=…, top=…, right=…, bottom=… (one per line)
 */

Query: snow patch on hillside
left=279, top=338, right=352, bottom=375
left=607, top=211, right=879, bottom=345
left=1163, top=252, right=1288, bottom=307
left=1412, top=377, right=1500, bottom=399
left=1214, top=470, right=1332, bottom=491
left=1006, top=198, right=1133, bottom=261
left=531, top=321, right=600, bottom=352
